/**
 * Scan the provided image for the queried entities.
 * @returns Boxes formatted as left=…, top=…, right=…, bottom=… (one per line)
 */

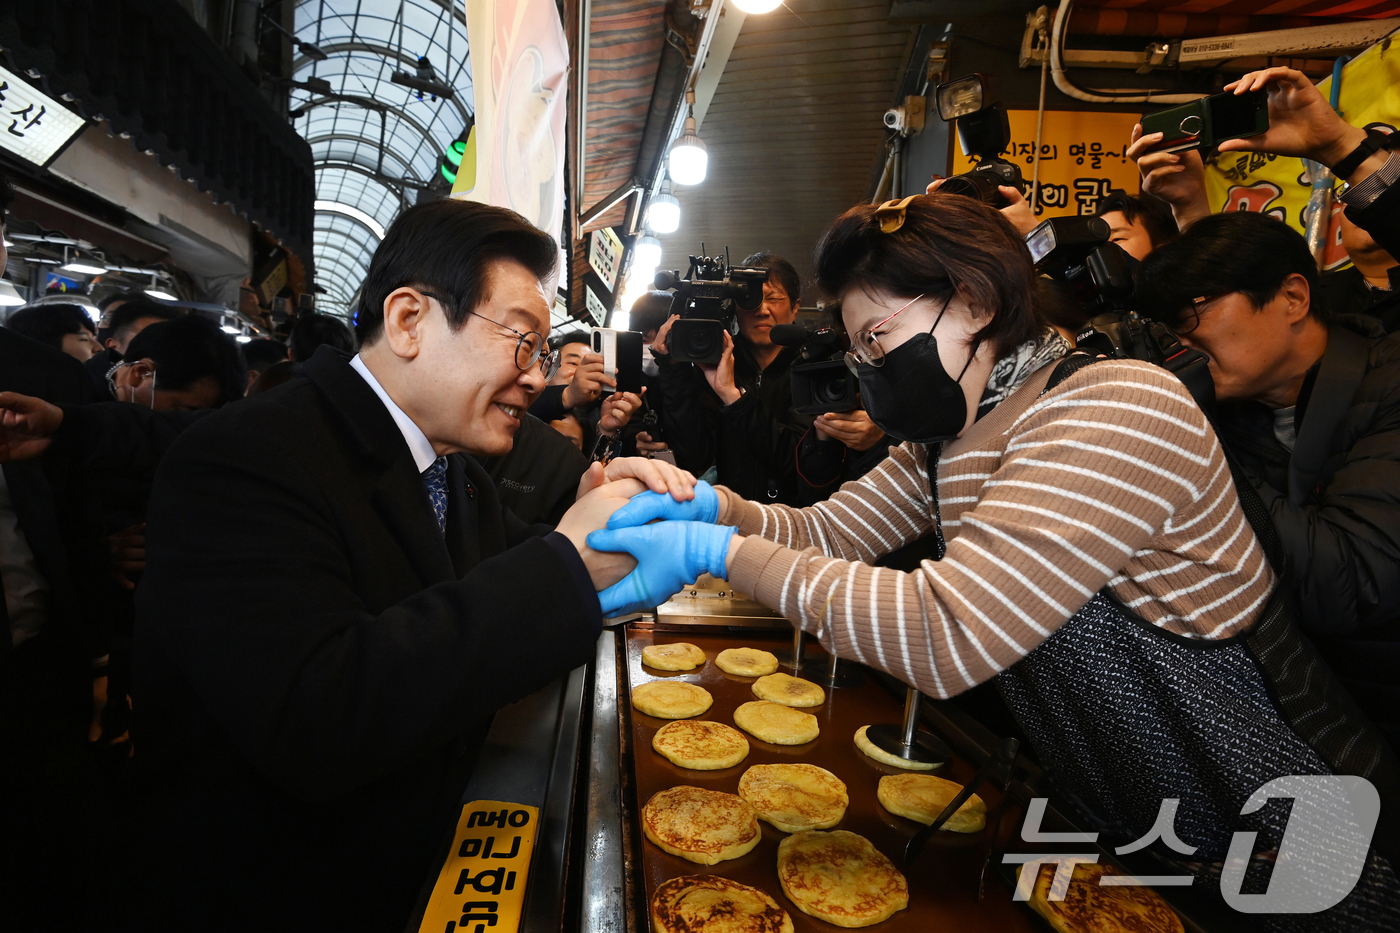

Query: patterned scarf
left=976, top=327, right=1072, bottom=419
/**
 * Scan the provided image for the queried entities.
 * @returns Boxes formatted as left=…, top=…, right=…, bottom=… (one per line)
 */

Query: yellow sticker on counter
left=418, top=800, right=539, bottom=933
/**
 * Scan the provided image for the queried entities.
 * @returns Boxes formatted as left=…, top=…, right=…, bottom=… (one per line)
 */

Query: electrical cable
left=1050, top=0, right=1202, bottom=105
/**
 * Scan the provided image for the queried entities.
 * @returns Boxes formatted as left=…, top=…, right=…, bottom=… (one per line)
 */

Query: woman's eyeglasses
left=844, top=293, right=925, bottom=374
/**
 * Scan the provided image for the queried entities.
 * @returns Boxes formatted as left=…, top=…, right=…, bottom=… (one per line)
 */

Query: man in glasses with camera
left=1135, top=67, right=1400, bottom=750
left=110, top=199, right=696, bottom=930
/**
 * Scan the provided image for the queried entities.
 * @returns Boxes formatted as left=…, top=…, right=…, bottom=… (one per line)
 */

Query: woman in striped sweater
left=592, top=192, right=1398, bottom=928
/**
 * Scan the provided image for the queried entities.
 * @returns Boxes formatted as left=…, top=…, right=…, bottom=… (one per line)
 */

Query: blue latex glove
left=587, top=520, right=737, bottom=616
left=607, top=479, right=720, bottom=530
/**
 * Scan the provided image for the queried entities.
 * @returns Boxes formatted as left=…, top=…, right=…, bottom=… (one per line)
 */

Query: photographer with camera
left=1134, top=66, right=1400, bottom=748
left=651, top=251, right=809, bottom=504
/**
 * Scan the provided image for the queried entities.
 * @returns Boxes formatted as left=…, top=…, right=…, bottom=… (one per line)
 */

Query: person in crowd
left=1317, top=212, right=1399, bottom=332
left=98, top=198, right=693, bottom=930
left=241, top=337, right=290, bottom=394
left=6, top=302, right=102, bottom=362
left=528, top=333, right=613, bottom=423
left=109, top=315, right=247, bottom=412
left=288, top=311, right=355, bottom=361
left=0, top=173, right=113, bottom=931
left=549, top=411, right=586, bottom=449
left=1095, top=188, right=1178, bottom=260
left=85, top=298, right=181, bottom=399
left=475, top=412, right=589, bottom=525
left=652, top=251, right=809, bottom=504
left=1130, top=68, right=1400, bottom=745
left=619, top=292, right=675, bottom=459
left=587, top=102, right=1400, bottom=925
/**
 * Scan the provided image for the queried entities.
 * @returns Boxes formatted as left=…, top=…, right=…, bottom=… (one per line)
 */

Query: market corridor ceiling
left=292, top=0, right=473, bottom=318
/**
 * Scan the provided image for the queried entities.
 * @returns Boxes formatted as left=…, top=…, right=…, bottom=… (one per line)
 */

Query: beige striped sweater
left=721, top=359, right=1275, bottom=699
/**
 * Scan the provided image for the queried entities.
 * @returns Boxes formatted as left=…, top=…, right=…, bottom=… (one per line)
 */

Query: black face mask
left=856, top=301, right=979, bottom=445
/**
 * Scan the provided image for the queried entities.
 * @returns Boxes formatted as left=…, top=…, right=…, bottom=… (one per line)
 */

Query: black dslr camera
left=771, top=323, right=858, bottom=416
left=654, top=249, right=768, bottom=365
left=1028, top=216, right=1215, bottom=411
left=933, top=74, right=1024, bottom=209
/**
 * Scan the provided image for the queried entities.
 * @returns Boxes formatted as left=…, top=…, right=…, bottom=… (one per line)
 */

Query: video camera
left=1026, top=215, right=1215, bottom=411
left=933, top=74, right=1024, bottom=209
left=771, top=323, right=859, bottom=416
left=654, top=248, right=768, bottom=365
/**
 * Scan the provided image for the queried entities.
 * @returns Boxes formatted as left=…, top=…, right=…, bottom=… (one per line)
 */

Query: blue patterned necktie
left=421, top=456, right=449, bottom=535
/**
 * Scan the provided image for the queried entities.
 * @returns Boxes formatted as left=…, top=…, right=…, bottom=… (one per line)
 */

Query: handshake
left=555, top=459, right=739, bottom=617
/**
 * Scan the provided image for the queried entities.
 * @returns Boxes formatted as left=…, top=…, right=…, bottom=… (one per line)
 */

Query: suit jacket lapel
left=302, top=347, right=455, bottom=586
left=1290, top=327, right=1369, bottom=505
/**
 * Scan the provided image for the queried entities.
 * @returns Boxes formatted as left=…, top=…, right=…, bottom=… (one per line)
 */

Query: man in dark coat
left=1137, top=71, right=1400, bottom=746
left=106, top=199, right=690, bottom=931
left=651, top=252, right=810, bottom=504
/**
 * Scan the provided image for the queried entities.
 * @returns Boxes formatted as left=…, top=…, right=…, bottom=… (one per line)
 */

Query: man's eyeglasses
left=419, top=291, right=555, bottom=374
left=844, top=293, right=925, bottom=374
left=1176, top=293, right=1231, bottom=336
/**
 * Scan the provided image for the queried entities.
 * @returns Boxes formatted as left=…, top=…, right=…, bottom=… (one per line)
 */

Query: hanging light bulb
left=669, top=90, right=708, bottom=186
left=646, top=182, right=681, bottom=235
left=732, top=0, right=782, bottom=12
left=634, top=233, right=662, bottom=270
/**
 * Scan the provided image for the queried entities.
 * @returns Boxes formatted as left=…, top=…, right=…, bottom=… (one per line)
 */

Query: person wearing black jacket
left=652, top=251, right=810, bottom=504
left=93, top=199, right=690, bottom=931
left=1135, top=66, right=1400, bottom=746
left=1316, top=211, right=1400, bottom=333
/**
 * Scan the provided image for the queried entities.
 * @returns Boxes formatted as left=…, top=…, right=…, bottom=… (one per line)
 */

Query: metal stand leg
left=775, top=625, right=810, bottom=670
left=815, top=645, right=865, bottom=689
left=865, top=686, right=951, bottom=765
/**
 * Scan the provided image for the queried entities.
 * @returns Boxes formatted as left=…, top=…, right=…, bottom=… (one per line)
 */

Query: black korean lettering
left=508, top=810, right=530, bottom=827
left=1069, top=142, right=1086, bottom=164
left=466, top=808, right=508, bottom=829
left=455, top=867, right=507, bottom=896
left=459, top=900, right=499, bottom=932
left=0, top=81, right=8, bottom=103
left=458, top=838, right=483, bottom=858
left=491, top=836, right=522, bottom=860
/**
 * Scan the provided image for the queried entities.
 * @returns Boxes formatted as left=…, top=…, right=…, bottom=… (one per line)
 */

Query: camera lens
left=816, top=375, right=849, bottom=405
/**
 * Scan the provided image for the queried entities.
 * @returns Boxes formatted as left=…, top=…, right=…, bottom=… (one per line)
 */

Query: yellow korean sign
left=949, top=110, right=1143, bottom=218
left=418, top=800, right=539, bottom=933
left=1201, top=33, right=1400, bottom=272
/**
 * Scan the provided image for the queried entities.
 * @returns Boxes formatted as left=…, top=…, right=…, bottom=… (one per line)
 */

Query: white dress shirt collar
left=349, top=353, right=438, bottom=473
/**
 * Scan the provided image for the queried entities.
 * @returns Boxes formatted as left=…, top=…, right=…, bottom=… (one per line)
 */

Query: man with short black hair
left=651, top=251, right=810, bottom=503
left=240, top=337, right=290, bottom=394
left=85, top=298, right=180, bottom=399
left=112, top=315, right=247, bottom=412
left=1139, top=160, right=1400, bottom=745
left=288, top=311, right=355, bottom=361
left=115, top=198, right=691, bottom=930
left=1094, top=189, right=1178, bottom=260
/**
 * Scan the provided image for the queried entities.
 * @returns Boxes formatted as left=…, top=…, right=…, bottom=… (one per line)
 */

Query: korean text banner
left=454, top=0, right=569, bottom=248
left=1201, top=31, right=1400, bottom=272
left=949, top=110, right=1143, bottom=218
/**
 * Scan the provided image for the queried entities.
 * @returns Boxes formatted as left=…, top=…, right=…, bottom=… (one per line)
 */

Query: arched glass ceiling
left=292, top=0, right=473, bottom=319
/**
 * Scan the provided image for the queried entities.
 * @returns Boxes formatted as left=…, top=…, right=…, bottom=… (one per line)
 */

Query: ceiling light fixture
left=669, top=90, right=708, bottom=186
left=646, top=180, right=681, bottom=235
left=220, top=324, right=241, bottom=335
left=634, top=233, right=662, bottom=270
left=146, top=287, right=178, bottom=301
left=59, top=251, right=107, bottom=276
left=732, top=0, right=782, bottom=13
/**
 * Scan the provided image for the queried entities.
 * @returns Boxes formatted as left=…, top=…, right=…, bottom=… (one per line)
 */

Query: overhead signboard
left=0, top=65, right=86, bottom=168
left=948, top=110, right=1143, bottom=219
left=588, top=227, right=623, bottom=292
left=455, top=0, right=570, bottom=247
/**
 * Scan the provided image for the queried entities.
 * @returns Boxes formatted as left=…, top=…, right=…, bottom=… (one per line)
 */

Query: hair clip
left=874, top=195, right=920, bottom=233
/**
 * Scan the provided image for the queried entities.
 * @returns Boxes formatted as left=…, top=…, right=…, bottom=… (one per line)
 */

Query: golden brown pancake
left=632, top=681, right=714, bottom=720
left=737, top=764, right=848, bottom=832
left=877, top=773, right=986, bottom=833
left=751, top=673, right=825, bottom=707
left=853, top=725, right=941, bottom=771
left=1021, top=861, right=1184, bottom=933
left=642, top=785, right=762, bottom=865
left=776, top=830, right=908, bottom=928
left=732, top=701, right=820, bottom=745
left=715, top=647, right=780, bottom=677
left=643, top=642, right=708, bottom=671
left=651, top=875, right=794, bottom=933
left=653, top=720, right=751, bottom=770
